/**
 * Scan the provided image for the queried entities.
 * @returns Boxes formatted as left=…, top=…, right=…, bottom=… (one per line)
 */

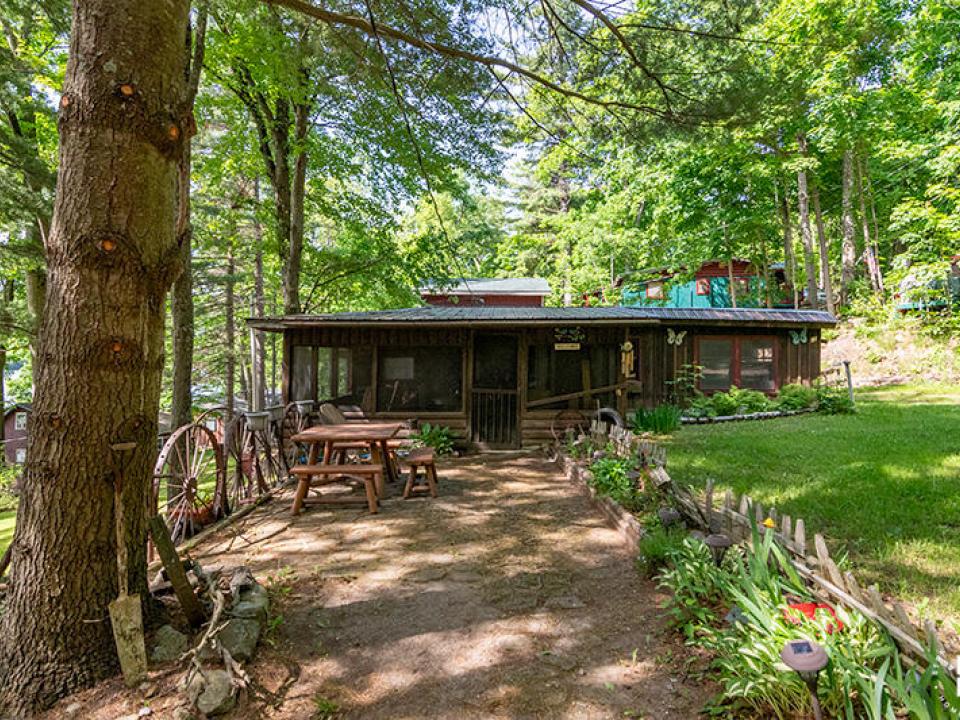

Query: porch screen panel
left=699, top=338, right=732, bottom=391
left=527, top=344, right=619, bottom=409
left=377, top=346, right=462, bottom=412
left=739, top=338, right=776, bottom=391
left=316, top=346, right=373, bottom=407
left=290, top=345, right=315, bottom=401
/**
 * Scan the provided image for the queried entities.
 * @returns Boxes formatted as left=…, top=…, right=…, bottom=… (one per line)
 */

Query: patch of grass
left=665, top=383, right=960, bottom=629
left=0, top=509, right=14, bottom=557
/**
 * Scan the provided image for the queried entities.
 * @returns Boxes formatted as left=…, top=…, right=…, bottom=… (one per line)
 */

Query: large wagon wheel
left=224, top=413, right=282, bottom=509
left=152, top=422, right=227, bottom=545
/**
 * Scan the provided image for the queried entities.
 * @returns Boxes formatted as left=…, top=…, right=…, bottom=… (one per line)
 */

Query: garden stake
left=781, top=639, right=828, bottom=720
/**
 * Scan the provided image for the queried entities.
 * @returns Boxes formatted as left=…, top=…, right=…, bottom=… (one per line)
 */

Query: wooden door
left=471, top=334, right=519, bottom=448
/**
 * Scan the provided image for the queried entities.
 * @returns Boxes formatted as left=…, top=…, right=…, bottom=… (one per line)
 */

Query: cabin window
left=527, top=344, right=619, bottom=409
left=15, top=447, right=26, bottom=464
left=377, top=346, right=462, bottom=412
left=734, top=277, right=751, bottom=297
left=696, top=336, right=778, bottom=392
left=696, top=278, right=710, bottom=296
left=14, top=412, right=27, bottom=431
left=645, top=281, right=664, bottom=299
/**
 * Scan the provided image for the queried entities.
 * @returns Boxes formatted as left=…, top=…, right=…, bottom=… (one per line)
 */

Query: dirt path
left=45, top=453, right=712, bottom=719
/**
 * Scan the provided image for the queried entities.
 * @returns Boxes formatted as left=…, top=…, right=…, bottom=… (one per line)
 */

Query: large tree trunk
left=795, top=134, right=819, bottom=308
left=284, top=103, right=309, bottom=314
left=811, top=182, right=835, bottom=315
left=0, top=1, right=190, bottom=714
left=840, top=149, right=857, bottom=305
left=170, top=6, right=208, bottom=431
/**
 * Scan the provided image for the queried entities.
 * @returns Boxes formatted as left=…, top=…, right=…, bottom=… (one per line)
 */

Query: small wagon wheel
left=279, top=402, right=315, bottom=471
left=224, top=414, right=282, bottom=509
left=152, top=422, right=227, bottom=545
left=551, top=409, right=588, bottom=443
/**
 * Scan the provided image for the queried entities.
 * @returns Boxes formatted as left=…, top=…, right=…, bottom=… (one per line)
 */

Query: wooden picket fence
left=581, top=419, right=956, bottom=681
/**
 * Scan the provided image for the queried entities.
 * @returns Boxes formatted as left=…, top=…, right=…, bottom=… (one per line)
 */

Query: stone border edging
left=681, top=407, right=817, bottom=424
left=557, top=455, right=644, bottom=553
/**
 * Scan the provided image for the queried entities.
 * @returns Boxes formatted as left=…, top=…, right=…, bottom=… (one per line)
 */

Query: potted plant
left=244, top=410, right=270, bottom=431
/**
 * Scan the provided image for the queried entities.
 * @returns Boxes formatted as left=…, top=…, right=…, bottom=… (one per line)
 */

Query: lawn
left=666, top=383, right=960, bottom=631
left=0, top=509, right=14, bottom=558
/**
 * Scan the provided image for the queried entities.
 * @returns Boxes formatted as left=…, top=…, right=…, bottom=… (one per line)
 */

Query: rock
left=150, top=624, right=188, bottom=664
left=216, top=618, right=262, bottom=662
left=63, top=702, right=83, bottom=715
left=188, top=669, right=236, bottom=716
left=544, top=595, right=585, bottom=610
left=230, top=583, right=270, bottom=624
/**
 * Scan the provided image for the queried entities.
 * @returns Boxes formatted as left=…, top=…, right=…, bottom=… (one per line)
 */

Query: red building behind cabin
left=2, top=403, right=31, bottom=464
left=420, top=278, right=551, bottom=307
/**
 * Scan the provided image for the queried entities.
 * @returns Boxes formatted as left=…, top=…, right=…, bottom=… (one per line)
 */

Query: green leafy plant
left=632, top=404, right=683, bottom=434
left=636, top=524, right=687, bottom=577
left=776, top=383, right=818, bottom=410
left=816, top=383, right=856, bottom=414
left=666, top=363, right=703, bottom=407
left=413, top=423, right=454, bottom=455
left=588, top=456, right=640, bottom=508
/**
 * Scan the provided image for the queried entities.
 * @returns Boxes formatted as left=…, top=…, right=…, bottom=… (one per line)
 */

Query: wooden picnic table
left=291, top=422, right=402, bottom=487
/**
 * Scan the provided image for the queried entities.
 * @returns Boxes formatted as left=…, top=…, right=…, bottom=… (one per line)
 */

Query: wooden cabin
left=419, top=277, right=551, bottom=307
left=249, top=306, right=835, bottom=450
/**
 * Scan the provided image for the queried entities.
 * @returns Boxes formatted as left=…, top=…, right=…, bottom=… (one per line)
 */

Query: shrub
left=588, top=456, right=639, bottom=508
left=816, top=384, right=856, bottom=415
left=706, top=386, right=774, bottom=416
left=636, top=524, right=687, bottom=577
left=413, top=423, right=454, bottom=455
left=632, top=404, right=683, bottom=434
left=776, top=383, right=818, bottom=410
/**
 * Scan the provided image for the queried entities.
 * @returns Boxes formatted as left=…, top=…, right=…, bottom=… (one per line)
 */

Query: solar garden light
left=704, top=533, right=733, bottom=567
left=658, top=507, right=682, bottom=527
left=781, top=639, right=829, bottom=720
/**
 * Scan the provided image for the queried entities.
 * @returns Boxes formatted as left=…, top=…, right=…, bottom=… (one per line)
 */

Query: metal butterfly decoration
left=789, top=328, right=809, bottom=345
left=666, top=328, right=687, bottom=346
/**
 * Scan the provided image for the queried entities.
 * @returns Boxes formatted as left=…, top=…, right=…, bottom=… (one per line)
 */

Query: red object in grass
left=784, top=602, right=845, bottom=634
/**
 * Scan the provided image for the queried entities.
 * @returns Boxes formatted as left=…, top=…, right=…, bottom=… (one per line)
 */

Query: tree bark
left=225, top=246, right=236, bottom=418
left=0, top=1, right=190, bottom=714
left=285, top=102, right=309, bottom=314
left=795, top=134, right=819, bottom=308
left=811, top=182, right=835, bottom=315
left=170, top=4, right=209, bottom=432
left=840, top=149, right=857, bottom=305
left=252, top=177, right=267, bottom=408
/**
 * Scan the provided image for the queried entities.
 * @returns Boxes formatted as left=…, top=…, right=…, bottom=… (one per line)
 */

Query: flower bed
left=557, top=424, right=959, bottom=719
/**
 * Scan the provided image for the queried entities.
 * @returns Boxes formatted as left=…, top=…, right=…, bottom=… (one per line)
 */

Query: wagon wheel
left=279, top=402, right=316, bottom=471
left=551, top=409, right=588, bottom=443
left=224, top=414, right=282, bottom=509
left=152, top=422, right=227, bottom=545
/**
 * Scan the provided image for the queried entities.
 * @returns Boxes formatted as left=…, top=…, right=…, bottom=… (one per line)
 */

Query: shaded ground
left=44, top=453, right=713, bottom=719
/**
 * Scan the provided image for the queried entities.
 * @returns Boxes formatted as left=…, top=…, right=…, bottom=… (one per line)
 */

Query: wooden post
left=148, top=515, right=206, bottom=627
left=843, top=360, right=854, bottom=406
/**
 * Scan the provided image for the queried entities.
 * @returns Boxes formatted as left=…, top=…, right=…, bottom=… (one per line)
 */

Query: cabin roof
left=419, top=277, right=552, bottom=296
left=248, top=305, right=836, bottom=331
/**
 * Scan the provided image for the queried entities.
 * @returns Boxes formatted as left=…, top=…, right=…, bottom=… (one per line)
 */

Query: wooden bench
left=290, top=463, right=382, bottom=515
left=402, top=448, right=438, bottom=499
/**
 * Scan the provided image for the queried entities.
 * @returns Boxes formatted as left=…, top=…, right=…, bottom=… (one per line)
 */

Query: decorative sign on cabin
left=554, top=326, right=584, bottom=350
left=666, top=328, right=687, bottom=346
left=789, top=328, right=813, bottom=345
left=620, top=340, right=636, bottom=378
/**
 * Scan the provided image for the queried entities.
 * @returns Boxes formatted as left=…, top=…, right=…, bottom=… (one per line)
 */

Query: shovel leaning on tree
left=108, top=441, right=148, bottom=686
